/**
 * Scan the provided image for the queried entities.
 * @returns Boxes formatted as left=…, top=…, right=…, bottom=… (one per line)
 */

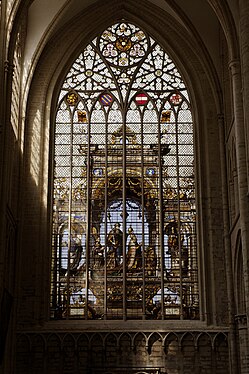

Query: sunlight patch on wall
left=30, top=109, right=41, bottom=186
left=42, top=118, right=50, bottom=207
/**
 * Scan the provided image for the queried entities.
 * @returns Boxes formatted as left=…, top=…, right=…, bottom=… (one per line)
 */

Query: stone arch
left=30, top=334, right=46, bottom=372
left=117, top=331, right=133, bottom=347
left=47, top=333, right=62, bottom=372
left=16, top=334, right=31, bottom=373
left=62, top=332, right=76, bottom=345
left=213, top=333, right=229, bottom=372
left=180, top=332, right=196, bottom=372
left=89, top=333, right=105, bottom=370
left=103, top=332, right=118, bottom=345
left=180, top=332, right=195, bottom=346
left=147, top=332, right=164, bottom=367
left=118, top=332, right=134, bottom=367
left=196, top=332, right=213, bottom=373
left=147, top=332, right=163, bottom=353
left=196, top=331, right=212, bottom=348
left=17, top=0, right=224, bottom=326
left=206, top=0, right=239, bottom=60
left=61, top=334, right=77, bottom=372
left=77, top=332, right=90, bottom=344
left=133, top=332, right=148, bottom=365
left=163, top=332, right=179, bottom=354
left=77, top=333, right=90, bottom=371
left=164, top=333, right=180, bottom=374
left=213, top=332, right=228, bottom=349
left=89, top=332, right=104, bottom=346
left=104, top=333, right=118, bottom=368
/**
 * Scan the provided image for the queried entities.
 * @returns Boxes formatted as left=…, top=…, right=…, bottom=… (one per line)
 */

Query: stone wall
left=15, top=330, right=229, bottom=374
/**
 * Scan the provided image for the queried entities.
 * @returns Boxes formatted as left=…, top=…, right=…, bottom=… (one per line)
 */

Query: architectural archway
left=18, top=0, right=224, bottom=326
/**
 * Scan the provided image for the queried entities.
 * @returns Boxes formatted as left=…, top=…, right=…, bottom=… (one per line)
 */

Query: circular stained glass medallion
left=99, top=93, right=113, bottom=106
left=115, top=36, right=132, bottom=52
left=135, top=93, right=149, bottom=105
left=169, top=93, right=182, bottom=106
left=66, top=92, right=79, bottom=106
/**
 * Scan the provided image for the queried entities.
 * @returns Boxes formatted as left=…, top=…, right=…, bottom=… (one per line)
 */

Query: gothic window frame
left=50, top=21, right=198, bottom=321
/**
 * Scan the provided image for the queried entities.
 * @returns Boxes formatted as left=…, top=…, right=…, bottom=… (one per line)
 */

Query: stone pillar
left=239, top=0, right=249, bottom=182
left=0, top=0, right=8, bottom=288
left=218, top=114, right=238, bottom=373
left=235, top=315, right=249, bottom=373
left=229, top=59, right=249, bottom=346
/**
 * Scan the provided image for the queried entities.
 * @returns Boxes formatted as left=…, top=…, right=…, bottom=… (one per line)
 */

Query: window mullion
left=122, top=112, right=127, bottom=320
left=104, top=114, right=108, bottom=320
left=176, top=115, right=184, bottom=320
left=141, top=114, right=146, bottom=320
left=84, top=115, right=92, bottom=319
left=66, top=109, right=74, bottom=319
left=158, top=114, right=165, bottom=320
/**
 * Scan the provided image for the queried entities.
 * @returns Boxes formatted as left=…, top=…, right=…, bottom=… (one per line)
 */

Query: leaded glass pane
left=51, top=22, right=198, bottom=321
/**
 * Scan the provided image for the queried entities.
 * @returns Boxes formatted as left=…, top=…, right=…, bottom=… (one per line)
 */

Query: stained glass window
left=51, top=22, right=198, bottom=320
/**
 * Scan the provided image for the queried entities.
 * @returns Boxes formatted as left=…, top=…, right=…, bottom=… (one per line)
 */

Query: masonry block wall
left=15, top=331, right=229, bottom=374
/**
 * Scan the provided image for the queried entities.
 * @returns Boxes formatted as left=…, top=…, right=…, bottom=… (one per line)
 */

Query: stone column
left=235, top=315, right=249, bottom=374
left=0, top=19, right=16, bottom=373
left=229, top=59, right=249, bottom=343
left=239, top=0, right=249, bottom=182
left=0, top=1, right=7, bottom=288
left=218, top=114, right=238, bottom=372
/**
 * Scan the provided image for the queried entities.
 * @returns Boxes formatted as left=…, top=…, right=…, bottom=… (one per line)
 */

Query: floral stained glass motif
left=51, top=22, right=198, bottom=321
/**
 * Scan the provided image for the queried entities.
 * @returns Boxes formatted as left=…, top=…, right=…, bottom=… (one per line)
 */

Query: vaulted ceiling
left=23, top=0, right=238, bottom=72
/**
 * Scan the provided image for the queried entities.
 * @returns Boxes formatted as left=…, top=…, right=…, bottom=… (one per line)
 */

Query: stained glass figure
left=93, top=168, right=103, bottom=176
left=51, top=22, right=198, bottom=321
left=146, top=168, right=155, bottom=176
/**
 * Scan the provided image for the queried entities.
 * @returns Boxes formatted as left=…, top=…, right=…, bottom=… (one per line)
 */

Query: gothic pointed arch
left=50, top=21, right=198, bottom=321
